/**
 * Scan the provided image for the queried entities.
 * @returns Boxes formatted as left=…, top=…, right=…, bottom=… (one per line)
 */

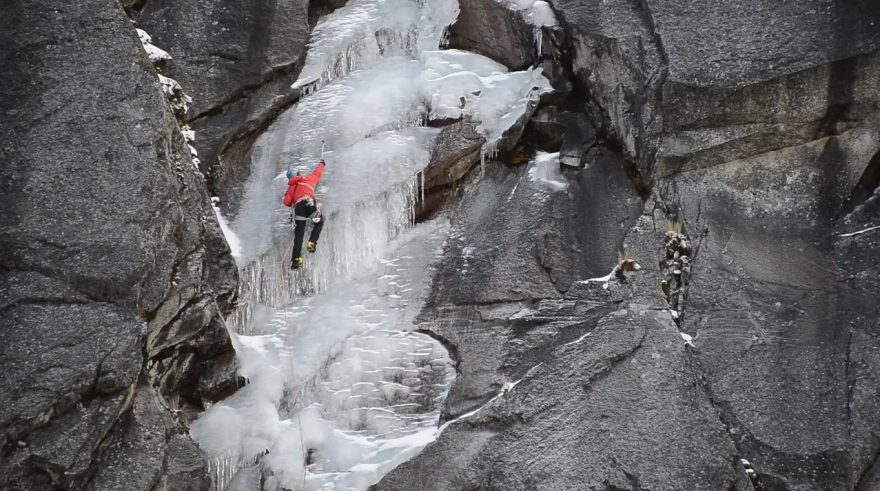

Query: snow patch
left=136, top=28, right=172, bottom=63
left=527, top=151, right=567, bottom=192
left=419, top=50, right=552, bottom=167
left=679, top=332, right=696, bottom=348
left=578, top=265, right=619, bottom=290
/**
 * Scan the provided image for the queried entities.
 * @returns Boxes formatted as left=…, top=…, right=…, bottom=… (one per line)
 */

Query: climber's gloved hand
left=318, top=159, right=326, bottom=166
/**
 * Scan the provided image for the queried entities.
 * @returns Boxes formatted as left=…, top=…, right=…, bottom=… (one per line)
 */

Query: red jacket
left=283, top=162, right=325, bottom=207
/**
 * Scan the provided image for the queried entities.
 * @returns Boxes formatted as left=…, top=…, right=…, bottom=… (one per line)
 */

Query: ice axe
left=321, top=139, right=326, bottom=161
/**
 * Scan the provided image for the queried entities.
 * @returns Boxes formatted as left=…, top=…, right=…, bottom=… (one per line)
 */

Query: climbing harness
left=293, top=197, right=318, bottom=222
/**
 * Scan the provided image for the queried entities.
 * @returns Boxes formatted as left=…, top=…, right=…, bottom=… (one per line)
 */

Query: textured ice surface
left=419, top=49, right=552, bottom=144
left=194, top=0, right=555, bottom=486
left=192, top=220, right=454, bottom=491
left=292, top=0, right=459, bottom=91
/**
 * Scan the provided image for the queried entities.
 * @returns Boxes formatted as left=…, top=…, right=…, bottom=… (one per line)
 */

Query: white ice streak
left=438, top=360, right=543, bottom=435
left=836, top=224, right=880, bottom=237
left=500, top=361, right=544, bottom=394
left=564, top=331, right=592, bottom=346
left=527, top=151, right=567, bottom=192
left=211, top=199, right=244, bottom=265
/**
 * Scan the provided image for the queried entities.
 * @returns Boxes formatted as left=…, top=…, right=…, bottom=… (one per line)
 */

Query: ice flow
left=193, top=0, right=552, bottom=487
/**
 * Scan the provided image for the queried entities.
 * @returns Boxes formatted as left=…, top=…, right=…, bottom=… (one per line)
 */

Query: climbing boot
left=306, top=241, right=317, bottom=253
left=292, top=256, right=304, bottom=270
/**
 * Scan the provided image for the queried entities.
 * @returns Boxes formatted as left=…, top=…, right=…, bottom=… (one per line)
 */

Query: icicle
left=206, top=453, right=240, bottom=491
left=419, top=170, right=425, bottom=206
left=534, top=26, right=543, bottom=56
left=479, top=140, right=499, bottom=176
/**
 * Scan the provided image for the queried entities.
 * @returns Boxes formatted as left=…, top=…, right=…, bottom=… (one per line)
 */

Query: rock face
left=446, top=0, right=537, bottom=71
left=3, top=0, right=880, bottom=488
left=553, top=0, right=880, bottom=184
left=0, top=1, right=237, bottom=488
left=130, top=0, right=312, bottom=211
left=379, top=1, right=880, bottom=490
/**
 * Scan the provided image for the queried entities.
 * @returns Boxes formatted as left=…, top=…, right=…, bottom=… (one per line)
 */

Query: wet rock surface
left=0, top=0, right=236, bottom=488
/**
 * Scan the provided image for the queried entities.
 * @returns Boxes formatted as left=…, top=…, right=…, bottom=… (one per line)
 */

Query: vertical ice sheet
left=228, top=48, right=551, bottom=332
left=293, top=0, right=459, bottom=91
left=234, top=58, right=430, bottom=263
left=192, top=220, right=454, bottom=491
left=192, top=0, right=556, bottom=486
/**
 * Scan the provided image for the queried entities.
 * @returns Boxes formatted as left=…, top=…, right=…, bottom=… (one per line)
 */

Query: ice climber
left=283, top=159, right=326, bottom=270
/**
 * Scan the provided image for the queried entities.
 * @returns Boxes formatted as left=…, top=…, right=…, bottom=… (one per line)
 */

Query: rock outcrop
left=0, top=1, right=237, bottom=488
left=554, top=0, right=880, bottom=184
left=129, top=0, right=312, bottom=212
left=445, top=0, right=538, bottom=71
left=378, top=1, right=880, bottom=489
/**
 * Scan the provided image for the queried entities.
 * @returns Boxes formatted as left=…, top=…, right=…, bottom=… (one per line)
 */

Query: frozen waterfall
left=193, top=0, right=551, bottom=488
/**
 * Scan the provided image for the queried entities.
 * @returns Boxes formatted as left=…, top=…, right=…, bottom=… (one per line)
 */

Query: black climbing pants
left=291, top=199, right=324, bottom=260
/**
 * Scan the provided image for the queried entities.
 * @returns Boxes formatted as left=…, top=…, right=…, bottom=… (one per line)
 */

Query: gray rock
left=381, top=300, right=743, bottom=490
left=380, top=2, right=880, bottom=484
left=88, top=387, right=209, bottom=491
left=551, top=0, right=880, bottom=184
left=524, top=106, right=566, bottom=152
left=133, top=0, right=311, bottom=209
left=0, top=0, right=236, bottom=488
left=134, top=0, right=309, bottom=120
left=417, top=120, right=485, bottom=221
left=663, top=125, right=880, bottom=489
left=558, top=111, right=596, bottom=168
left=551, top=0, right=666, bottom=181
left=447, top=0, right=537, bottom=70
left=427, top=146, right=641, bottom=306
left=380, top=148, right=651, bottom=488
